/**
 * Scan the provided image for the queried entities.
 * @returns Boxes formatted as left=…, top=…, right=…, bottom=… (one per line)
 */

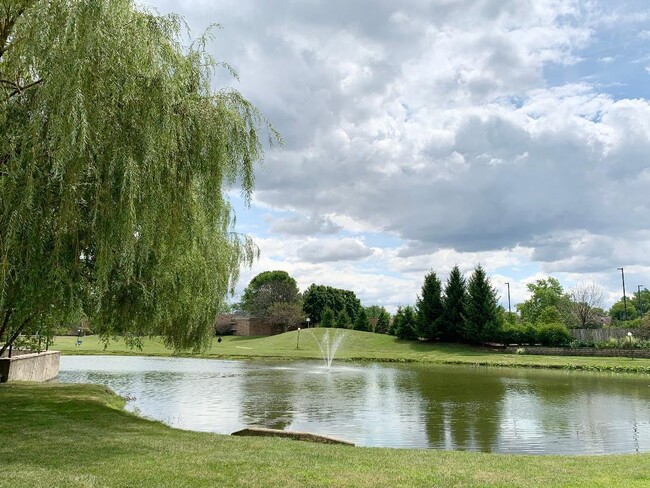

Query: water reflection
left=412, top=366, right=507, bottom=451
left=58, top=356, right=650, bottom=454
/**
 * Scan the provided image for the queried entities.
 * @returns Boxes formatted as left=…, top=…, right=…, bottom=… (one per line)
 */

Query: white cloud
left=146, top=0, right=650, bottom=310
left=297, top=238, right=375, bottom=263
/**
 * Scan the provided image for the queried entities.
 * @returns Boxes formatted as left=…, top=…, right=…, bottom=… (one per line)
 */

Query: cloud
left=270, top=214, right=342, bottom=236
left=145, top=0, right=650, bottom=309
left=297, top=238, right=375, bottom=263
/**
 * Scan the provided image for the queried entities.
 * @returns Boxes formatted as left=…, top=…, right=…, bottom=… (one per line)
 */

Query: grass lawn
left=53, top=328, right=650, bottom=373
left=1, top=382, right=649, bottom=488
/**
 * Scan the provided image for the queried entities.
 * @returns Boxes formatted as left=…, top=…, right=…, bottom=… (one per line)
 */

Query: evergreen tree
left=353, top=307, right=370, bottom=331
left=388, top=307, right=402, bottom=336
left=416, top=270, right=443, bottom=340
left=464, top=265, right=501, bottom=343
left=441, top=266, right=466, bottom=342
left=374, top=309, right=391, bottom=334
left=320, top=307, right=335, bottom=328
left=395, top=306, right=418, bottom=340
left=335, top=310, right=351, bottom=329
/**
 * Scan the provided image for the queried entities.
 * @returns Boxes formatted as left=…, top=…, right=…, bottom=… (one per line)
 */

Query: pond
left=58, top=355, right=650, bottom=454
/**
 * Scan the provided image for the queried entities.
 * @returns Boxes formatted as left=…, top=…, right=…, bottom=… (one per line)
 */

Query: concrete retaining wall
left=0, top=350, right=60, bottom=383
left=232, top=427, right=355, bottom=446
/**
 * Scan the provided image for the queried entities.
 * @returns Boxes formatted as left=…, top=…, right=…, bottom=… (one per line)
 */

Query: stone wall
left=505, top=346, right=650, bottom=359
left=0, top=350, right=60, bottom=382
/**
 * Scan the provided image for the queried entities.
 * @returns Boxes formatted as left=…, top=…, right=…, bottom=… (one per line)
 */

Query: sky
left=145, top=0, right=650, bottom=312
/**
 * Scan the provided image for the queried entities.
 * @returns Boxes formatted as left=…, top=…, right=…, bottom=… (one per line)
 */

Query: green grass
left=1, top=382, right=649, bottom=487
left=54, top=328, right=650, bottom=373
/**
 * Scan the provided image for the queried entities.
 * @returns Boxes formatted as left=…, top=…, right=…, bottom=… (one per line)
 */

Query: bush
left=521, top=323, right=537, bottom=345
left=593, top=336, right=650, bottom=350
left=498, top=323, right=521, bottom=344
left=498, top=322, right=539, bottom=345
left=536, top=323, right=571, bottom=346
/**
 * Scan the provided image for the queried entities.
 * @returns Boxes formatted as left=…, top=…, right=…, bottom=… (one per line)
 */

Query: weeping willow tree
left=0, top=0, right=277, bottom=354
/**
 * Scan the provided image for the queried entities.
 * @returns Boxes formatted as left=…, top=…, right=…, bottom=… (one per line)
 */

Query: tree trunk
left=0, top=314, right=32, bottom=356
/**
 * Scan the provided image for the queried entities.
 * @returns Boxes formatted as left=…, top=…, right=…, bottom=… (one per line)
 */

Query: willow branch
left=6, top=78, right=43, bottom=98
left=0, top=312, right=32, bottom=356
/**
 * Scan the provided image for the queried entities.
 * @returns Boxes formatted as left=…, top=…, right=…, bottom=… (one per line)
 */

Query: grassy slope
left=54, top=328, right=650, bottom=373
left=1, top=382, right=649, bottom=488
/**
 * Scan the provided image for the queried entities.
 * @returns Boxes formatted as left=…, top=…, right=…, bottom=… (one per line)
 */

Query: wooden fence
left=569, top=328, right=639, bottom=342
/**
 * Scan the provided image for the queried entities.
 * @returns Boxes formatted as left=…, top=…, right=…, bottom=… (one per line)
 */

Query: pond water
left=58, top=355, right=650, bottom=454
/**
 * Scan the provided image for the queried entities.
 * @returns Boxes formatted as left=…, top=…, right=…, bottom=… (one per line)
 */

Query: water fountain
left=309, top=328, right=347, bottom=369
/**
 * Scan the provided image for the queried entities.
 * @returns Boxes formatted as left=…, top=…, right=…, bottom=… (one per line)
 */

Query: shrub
left=499, top=323, right=523, bottom=344
left=536, top=323, right=571, bottom=346
left=521, top=323, right=537, bottom=345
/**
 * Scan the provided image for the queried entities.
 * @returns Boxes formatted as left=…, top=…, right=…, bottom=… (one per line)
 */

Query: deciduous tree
left=267, top=302, right=303, bottom=332
left=516, top=277, right=570, bottom=326
left=302, top=284, right=361, bottom=324
left=241, top=271, right=300, bottom=317
left=0, top=0, right=276, bottom=353
left=567, top=282, right=605, bottom=328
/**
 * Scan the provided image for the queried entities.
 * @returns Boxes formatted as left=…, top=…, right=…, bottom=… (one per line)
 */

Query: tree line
left=238, top=266, right=650, bottom=348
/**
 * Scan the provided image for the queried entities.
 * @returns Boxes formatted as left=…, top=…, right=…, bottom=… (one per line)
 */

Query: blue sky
left=147, top=0, right=650, bottom=312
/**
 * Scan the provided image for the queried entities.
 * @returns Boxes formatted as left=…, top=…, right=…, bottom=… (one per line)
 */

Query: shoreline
left=52, top=330, right=650, bottom=374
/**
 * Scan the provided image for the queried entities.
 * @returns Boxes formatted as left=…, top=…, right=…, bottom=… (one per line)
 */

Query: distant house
left=369, top=317, right=379, bottom=330
left=215, top=314, right=277, bottom=336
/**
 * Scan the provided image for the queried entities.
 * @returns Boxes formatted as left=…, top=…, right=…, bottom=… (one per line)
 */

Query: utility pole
left=638, top=285, right=644, bottom=316
left=505, top=282, right=511, bottom=313
left=617, top=268, right=627, bottom=320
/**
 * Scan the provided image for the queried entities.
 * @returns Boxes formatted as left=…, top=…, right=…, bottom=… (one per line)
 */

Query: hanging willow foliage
left=0, top=0, right=278, bottom=352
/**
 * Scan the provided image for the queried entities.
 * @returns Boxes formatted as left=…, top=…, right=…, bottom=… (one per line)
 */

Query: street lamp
left=617, top=267, right=627, bottom=321
left=638, top=285, right=645, bottom=316
left=296, top=327, right=301, bottom=349
left=306, top=317, right=311, bottom=328
left=505, top=282, right=511, bottom=313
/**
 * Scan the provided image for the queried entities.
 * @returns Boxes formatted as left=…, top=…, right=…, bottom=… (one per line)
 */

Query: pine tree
left=464, top=265, right=501, bottom=344
left=416, top=270, right=443, bottom=340
left=375, top=310, right=391, bottom=334
left=320, top=307, right=335, bottom=328
left=395, top=306, right=418, bottom=340
left=388, top=307, right=402, bottom=336
left=353, top=307, right=370, bottom=331
left=335, top=310, right=351, bottom=329
left=441, top=266, right=466, bottom=342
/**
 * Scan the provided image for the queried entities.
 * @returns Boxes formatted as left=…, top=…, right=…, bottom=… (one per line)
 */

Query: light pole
left=617, top=267, right=627, bottom=321
left=638, top=285, right=644, bottom=316
left=505, top=282, right=511, bottom=313
left=306, top=317, right=311, bottom=328
left=296, top=327, right=301, bottom=349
